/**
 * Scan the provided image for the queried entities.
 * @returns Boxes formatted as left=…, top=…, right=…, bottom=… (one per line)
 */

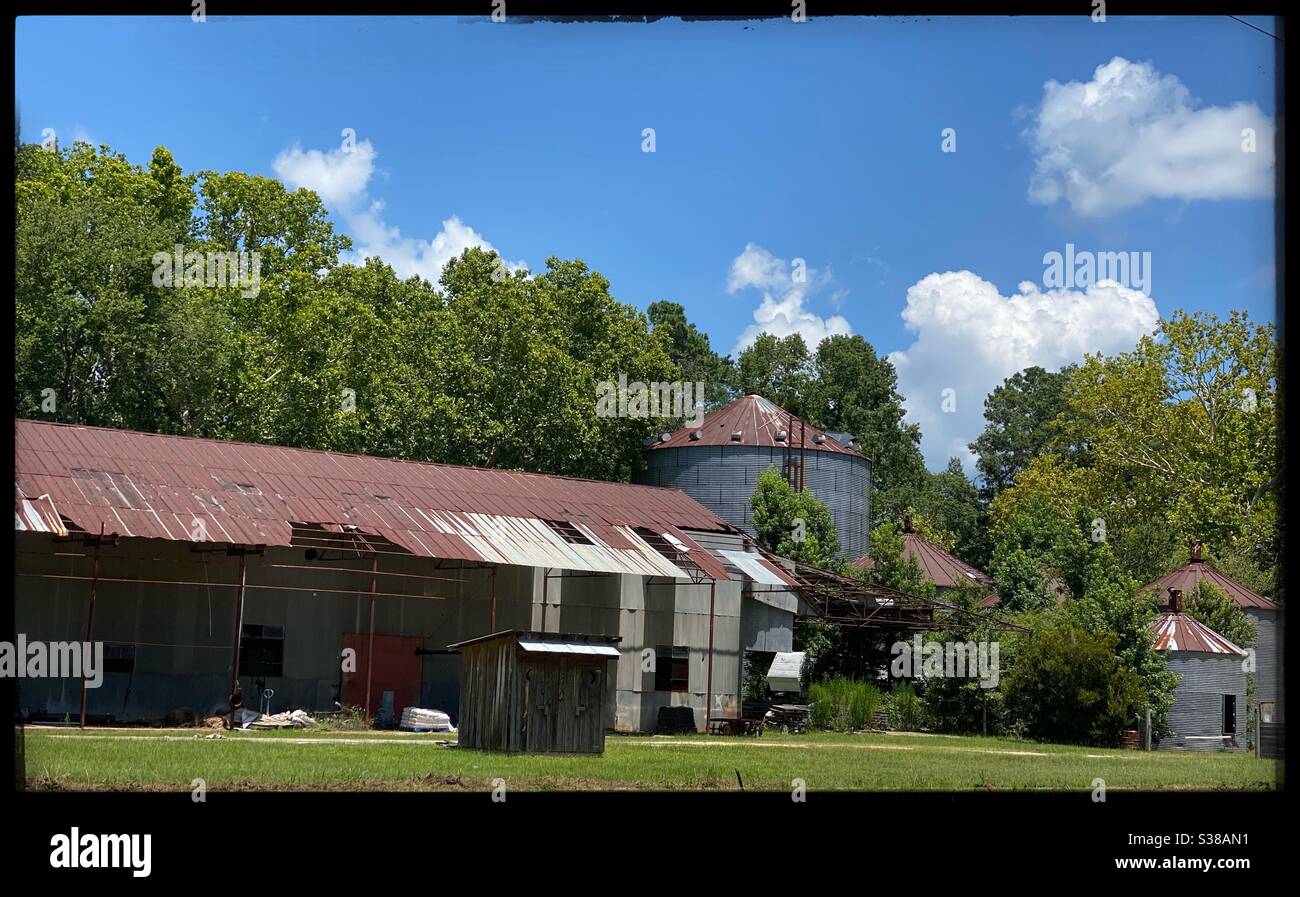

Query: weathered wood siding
left=459, top=636, right=610, bottom=754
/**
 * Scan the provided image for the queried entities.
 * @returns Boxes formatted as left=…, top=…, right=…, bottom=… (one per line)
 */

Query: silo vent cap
left=690, top=430, right=703, bottom=441
left=730, top=430, right=743, bottom=441
left=775, top=430, right=787, bottom=442
left=813, top=434, right=826, bottom=445
left=660, top=432, right=673, bottom=442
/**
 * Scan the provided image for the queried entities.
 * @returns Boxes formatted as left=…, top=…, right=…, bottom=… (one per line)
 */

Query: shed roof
left=13, top=418, right=735, bottom=580
left=448, top=629, right=622, bottom=652
left=645, top=394, right=864, bottom=458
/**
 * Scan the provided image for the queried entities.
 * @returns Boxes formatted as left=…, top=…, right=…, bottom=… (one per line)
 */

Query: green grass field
left=22, top=726, right=1280, bottom=792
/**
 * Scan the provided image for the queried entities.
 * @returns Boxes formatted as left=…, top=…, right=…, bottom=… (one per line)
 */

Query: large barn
left=13, top=418, right=803, bottom=733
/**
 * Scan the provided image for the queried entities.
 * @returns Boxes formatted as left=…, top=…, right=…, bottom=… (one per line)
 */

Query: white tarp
left=766, top=651, right=806, bottom=693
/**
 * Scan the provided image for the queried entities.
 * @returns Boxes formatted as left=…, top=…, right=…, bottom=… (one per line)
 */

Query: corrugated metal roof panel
left=1143, top=561, right=1278, bottom=611
left=14, top=419, right=734, bottom=579
left=645, top=394, right=864, bottom=457
left=1150, top=612, right=1247, bottom=655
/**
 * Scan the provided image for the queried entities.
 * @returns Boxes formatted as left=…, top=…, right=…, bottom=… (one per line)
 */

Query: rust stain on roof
left=1142, top=560, right=1278, bottom=611
left=1149, top=612, right=1246, bottom=655
left=852, top=532, right=994, bottom=591
left=646, top=394, right=864, bottom=457
left=14, top=419, right=734, bottom=579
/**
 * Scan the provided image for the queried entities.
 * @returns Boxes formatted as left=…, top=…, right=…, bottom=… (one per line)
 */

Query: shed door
left=575, top=663, right=604, bottom=752
left=522, top=660, right=558, bottom=752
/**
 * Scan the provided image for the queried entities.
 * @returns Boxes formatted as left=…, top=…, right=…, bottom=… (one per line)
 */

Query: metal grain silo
left=637, top=395, right=871, bottom=559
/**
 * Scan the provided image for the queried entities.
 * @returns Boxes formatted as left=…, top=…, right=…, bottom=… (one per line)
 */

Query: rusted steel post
left=799, top=419, right=806, bottom=491
left=226, top=552, right=248, bottom=730
left=364, top=553, right=378, bottom=722
left=705, top=578, right=716, bottom=733
left=78, top=525, right=105, bottom=729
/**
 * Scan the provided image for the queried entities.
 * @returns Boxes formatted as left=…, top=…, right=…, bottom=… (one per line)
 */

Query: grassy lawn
left=21, top=726, right=1279, bottom=792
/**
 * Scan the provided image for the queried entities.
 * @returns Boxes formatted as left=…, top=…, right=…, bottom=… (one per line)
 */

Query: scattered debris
left=764, top=704, right=811, bottom=734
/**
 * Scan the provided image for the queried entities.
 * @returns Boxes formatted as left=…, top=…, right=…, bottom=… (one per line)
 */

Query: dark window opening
left=103, top=643, right=135, bottom=674
left=655, top=645, right=689, bottom=693
left=1223, top=694, right=1237, bottom=735
left=545, top=519, right=594, bottom=545
left=240, top=624, right=285, bottom=677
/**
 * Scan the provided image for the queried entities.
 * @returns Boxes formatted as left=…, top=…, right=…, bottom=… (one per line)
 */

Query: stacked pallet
left=764, top=704, right=810, bottom=733
left=399, top=707, right=453, bottom=732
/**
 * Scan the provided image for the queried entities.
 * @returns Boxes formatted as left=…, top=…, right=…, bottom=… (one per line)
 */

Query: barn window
left=655, top=645, right=689, bottom=693
left=103, top=643, right=135, bottom=674
left=239, top=624, right=285, bottom=677
left=1259, top=702, right=1275, bottom=724
left=1222, top=694, right=1237, bottom=735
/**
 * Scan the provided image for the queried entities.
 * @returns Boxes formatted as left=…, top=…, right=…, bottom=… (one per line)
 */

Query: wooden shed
left=448, top=630, right=621, bottom=754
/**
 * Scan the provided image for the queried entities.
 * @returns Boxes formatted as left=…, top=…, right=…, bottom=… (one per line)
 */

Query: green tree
left=646, top=300, right=734, bottom=408
left=808, top=334, right=926, bottom=504
left=970, top=365, right=1076, bottom=500
left=732, top=333, right=814, bottom=415
left=862, top=521, right=935, bottom=599
left=749, top=467, right=839, bottom=566
left=1064, top=310, right=1277, bottom=555
left=1064, top=542, right=1178, bottom=737
left=1002, top=618, right=1148, bottom=746
left=1183, top=581, right=1259, bottom=649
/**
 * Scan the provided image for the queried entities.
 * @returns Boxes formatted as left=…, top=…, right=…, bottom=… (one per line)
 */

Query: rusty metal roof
left=851, top=532, right=995, bottom=590
left=14, top=419, right=735, bottom=580
left=646, top=394, right=864, bottom=457
left=1142, top=561, right=1278, bottom=611
left=1149, top=612, right=1247, bottom=655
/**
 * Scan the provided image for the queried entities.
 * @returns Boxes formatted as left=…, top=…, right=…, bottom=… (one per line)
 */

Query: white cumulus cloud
left=1027, top=56, right=1275, bottom=217
left=888, top=271, right=1160, bottom=471
left=271, top=138, right=525, bottom=282
left=728, top=243, right=851, bottom=355
left=273, top=140, right=377, bottom=208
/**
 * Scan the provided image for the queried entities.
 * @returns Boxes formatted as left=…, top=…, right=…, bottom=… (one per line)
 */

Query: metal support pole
left=226, top=552, right=248, bottom=730
left=490, top=566, right=497, bottom=632
left=541, top=568, right=549, bottom=632
left=1144, top=707, right=1152, bottom=751
left=705, top=579, right=716, bottom=733
left=364, top=553, right=378, bottom=722
left=78, top=525, right=105, bottom=729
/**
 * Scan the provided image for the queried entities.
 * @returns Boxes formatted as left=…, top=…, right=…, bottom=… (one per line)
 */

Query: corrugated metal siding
left=1246, top=608, right=1281, bottom=713
left=639, top=444, right=871, bottom=559
left=1158, top=651, right=1248, bottom=752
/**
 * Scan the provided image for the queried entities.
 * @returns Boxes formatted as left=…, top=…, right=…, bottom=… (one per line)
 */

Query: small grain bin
left=1149, top=589, right=1249, bottom=752
left=448, top=630, right=621, bottom=754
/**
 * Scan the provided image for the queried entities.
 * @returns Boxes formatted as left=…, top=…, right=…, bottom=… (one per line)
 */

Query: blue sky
left=15, top=15, right=1278, bottom=470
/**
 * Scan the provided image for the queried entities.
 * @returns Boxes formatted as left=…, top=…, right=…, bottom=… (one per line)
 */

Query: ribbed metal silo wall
left=639, top=445, right=870, bottom=559
left=1157, top=651, right=1248, bottom=752
left=1245, top=609, right=1280, bottom=718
